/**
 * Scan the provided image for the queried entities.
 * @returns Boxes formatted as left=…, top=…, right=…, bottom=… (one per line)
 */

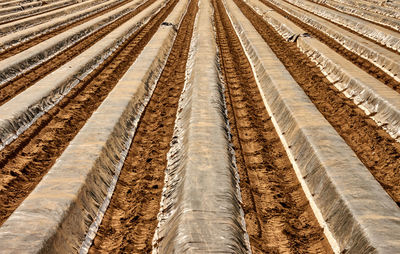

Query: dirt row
left=236, top=0, right=400, bottom=206
left=0, top=0, right=159, bottom=106
left=260, top=0, right=400, bottom=94
left=279, top=0, right=400, bottom=56
left=311, top=0, right=400, bottom=34
left=213, top=0, right=332, bottom=253
left=0, top=0, right=179, bottom=226
left=87, top=1, right=198, bottom=252
left=0, top=0, right=78, bottom=25
left=0, top=0, right=135, bottom=60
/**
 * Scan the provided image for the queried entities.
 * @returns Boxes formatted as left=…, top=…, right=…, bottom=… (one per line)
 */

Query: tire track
left=213, top=0, right=332, bottom=253
left=88, top=0, right=198, bottom=252
left=0, top=0, right=157, bottom=106
left=0, top=0, right=178, bottom=226
left=259, top=0, right=400, bottom=94
left=236, top=0, right=400, bottom=206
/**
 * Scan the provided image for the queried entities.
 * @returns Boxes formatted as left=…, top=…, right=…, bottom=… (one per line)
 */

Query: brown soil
left=0, top=0, right=136, bottom=60
left=236, top=0, right=400, bottom=205
left=213, top=0, right=333, bottom=253
left=277, top=0, right=400, bottom=55
left=310, top=0, right=400, bottom=34
left=0, top=0, right=178, bottom=226
left=260, top=0, right=400, bottom=94
left=0, top=0, right=158, bottom=106
left=0, top=0, right=78, bottom=25
left=88, top=0, right=197, bottom=252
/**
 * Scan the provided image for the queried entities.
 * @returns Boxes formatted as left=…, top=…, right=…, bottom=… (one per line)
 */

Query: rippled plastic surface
left=0, top=0, right=120, bottom=52
left=248, top=0, right=400, bottom=141
left=0, top=0, right=82, bottom=24
left=311, top=0, right=400, bottom=30
left=152, top=0, right=251, bottom=252
left=0, top=0, right=186, bottom=252
left=0, top=0, right=111, bottom=36
left=265, top=0, right=400, bottom=83
left=225, top=0, right=400, bottom=252
left=0, top=0, right=144, bottom=86
left=283, top=0, right=400, bottom=52
left=0, top=0, right=164, bottom=151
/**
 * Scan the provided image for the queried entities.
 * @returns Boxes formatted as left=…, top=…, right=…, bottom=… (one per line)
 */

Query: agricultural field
left=0, top=0, right=399, bottom=252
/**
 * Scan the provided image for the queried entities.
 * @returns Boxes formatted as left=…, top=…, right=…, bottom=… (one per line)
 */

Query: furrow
left=88, top=0, right=198, bottom=252
left=0, top=0, right=84, bottom=25
left=0, top=0, right=149, bottom=86
left=0, top=0, right=130, bottom=57
left=0, top=0, right=182, bottom=252
left=279, top=0, right=400, bottom=52
left=0, top=0, right=163, bottom=150
left=152, top=0, right=250, bottom=252
left=310, top=0, right=400, bottom=32
left=247, top=0, right=400, bottom=145
left=259, top=0, right=400, bottom=94
left=0, top=0, right=176, bottom=225
left=243, top=0, right=400, bottom=205
left=0, top=0, right=109, bottom=35
left=214, top=0, right=333, bottom=253
left=230, top=0, right=400, bottom=252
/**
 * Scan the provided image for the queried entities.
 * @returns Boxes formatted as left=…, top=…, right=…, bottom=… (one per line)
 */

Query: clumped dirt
left=0, top=0, right=158, bottom=106
left=0, top=0, right=137, bottom=61
left=213, top=0, right=333, bottom=253
left=236, top=0, right=400, bottom=205
left=88, top=0, right=197, bottom=252
left=260, top=0, right=400, bottom=94
left=0, top=0, right=179, bottom=226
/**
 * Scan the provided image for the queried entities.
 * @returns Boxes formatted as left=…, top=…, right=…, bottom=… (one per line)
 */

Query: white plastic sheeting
left=0, top=0, right=144, bottom=85
left=0, top=0, right=165, bottom=151
left=225, top=0, right=400, bottom=252
left=249, top=0, right=400, bottom=141
left=152, top=0, right=251, bottom=252
left=0, top=0, right=122, bottom=52
left=282, top=0, right=400, bottom=52
left=0, top=0, right=188, bottom=252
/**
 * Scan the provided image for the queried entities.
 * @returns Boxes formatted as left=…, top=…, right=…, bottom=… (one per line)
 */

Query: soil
left=0, top=0, right=158, bottom=106
left=0, top=0, right=178, bottom=226
left=213, top=0, right=333, bottom=253
left=0, top=0, right=136, bottom=60
left=236, top=0, right=400, bottom=205
left=310, top=0, right=400, bottom=34
left=278, top=0, right=400, bottom=55
left=260, top=0, right=400, bottom=94
left=87, top=0, right=197, bottom=252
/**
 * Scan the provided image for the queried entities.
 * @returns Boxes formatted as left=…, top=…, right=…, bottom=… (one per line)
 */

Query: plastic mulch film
left=152, top=0, right=251, bottom=252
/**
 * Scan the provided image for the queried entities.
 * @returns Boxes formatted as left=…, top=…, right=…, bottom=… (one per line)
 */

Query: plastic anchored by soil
left=0, top=0, right=158, bottom=106
left=213, top=0, right=332, bottom=253
left=88, top=0, right=197, bottom=252
left=259, top=0, right=400, bottom=94
left=235, top=0, right=400, bottom=206
left=0, top=0, right=135, bottom=60
left=0, top=0, right=179, bottom=226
